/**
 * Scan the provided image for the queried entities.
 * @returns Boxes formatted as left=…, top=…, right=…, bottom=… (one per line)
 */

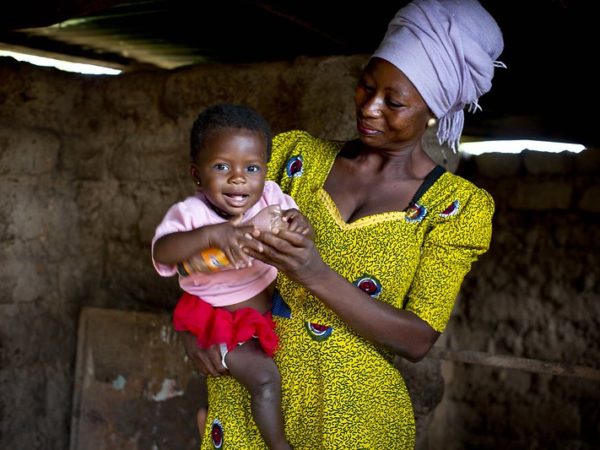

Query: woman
left=184, top=0, right=504, bottom=448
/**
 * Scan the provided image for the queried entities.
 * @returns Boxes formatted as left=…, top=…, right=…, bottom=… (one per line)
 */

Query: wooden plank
left=70, top=307, right=203, bottom=450
left=429, top=347, right=600, bottom=381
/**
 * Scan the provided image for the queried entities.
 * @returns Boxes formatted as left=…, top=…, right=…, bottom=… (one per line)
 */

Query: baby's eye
left=213, top=163, right=229, bottom=172
left=246, top=165, right=261, bottom=173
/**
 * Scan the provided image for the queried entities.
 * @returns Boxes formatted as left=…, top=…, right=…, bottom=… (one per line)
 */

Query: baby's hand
left=280, top=208, right=314, bottom=238
left=207, top=221, right=256, bottom=269
left=246, top=205, right=284, bottom=232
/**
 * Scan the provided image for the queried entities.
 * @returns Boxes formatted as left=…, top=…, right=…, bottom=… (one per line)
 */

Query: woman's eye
left=359, top=80, right=374, bottom=92
left=387, top=98, right=403, bottom=108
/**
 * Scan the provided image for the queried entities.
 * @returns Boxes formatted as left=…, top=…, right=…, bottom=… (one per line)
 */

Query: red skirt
left=173, top=292, right=278, bottom=357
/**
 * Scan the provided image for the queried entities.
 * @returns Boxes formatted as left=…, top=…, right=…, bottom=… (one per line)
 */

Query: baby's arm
left=154, top=221, right=255, bottom=269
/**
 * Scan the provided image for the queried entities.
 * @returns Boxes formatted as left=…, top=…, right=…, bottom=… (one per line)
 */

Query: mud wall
left=0, top=56, right=598, bottom=449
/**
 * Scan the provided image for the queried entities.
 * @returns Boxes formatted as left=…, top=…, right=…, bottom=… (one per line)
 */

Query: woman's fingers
left=244, top=233, right=292, bottom=263
left=205, top=344, right=229, bottom=376
left=253, top=228, right=308, bottom=252
left=244, top=230, right=313, bottom=275
left=181, top=332, right=229, bottom=377
left=272, top=228, right=309, bottom=246
left=245, top=227, right=327, bottom=286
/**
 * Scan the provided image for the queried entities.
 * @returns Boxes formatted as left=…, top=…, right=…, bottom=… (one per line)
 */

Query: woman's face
left=191, top=128, right=267, bottom=219
left=354, top=57, right=432, bottom=150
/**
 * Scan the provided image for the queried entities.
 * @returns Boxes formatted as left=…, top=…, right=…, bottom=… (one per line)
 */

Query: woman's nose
left=362, top=95, right=383, bottom=118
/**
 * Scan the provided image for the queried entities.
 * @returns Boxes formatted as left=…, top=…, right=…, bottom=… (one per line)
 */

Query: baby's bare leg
left=224, top=339, right=291, bottom=450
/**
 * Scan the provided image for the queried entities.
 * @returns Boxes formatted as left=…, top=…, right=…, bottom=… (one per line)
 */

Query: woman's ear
left=190, top=163, right=201, bottom=187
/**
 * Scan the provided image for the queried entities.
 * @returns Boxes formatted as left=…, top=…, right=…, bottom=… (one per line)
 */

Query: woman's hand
left=181, top=332, right=229, bottom=377
left=244, top=225, right=327, bottom=287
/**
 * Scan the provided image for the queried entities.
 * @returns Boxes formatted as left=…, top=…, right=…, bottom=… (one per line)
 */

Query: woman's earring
left=427, top=118, right=437, bottom=128
left=195, top=179, right=201, bottom=186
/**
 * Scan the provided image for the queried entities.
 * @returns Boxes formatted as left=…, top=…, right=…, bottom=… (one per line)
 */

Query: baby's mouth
left=224, top=193, right=248, bottom=207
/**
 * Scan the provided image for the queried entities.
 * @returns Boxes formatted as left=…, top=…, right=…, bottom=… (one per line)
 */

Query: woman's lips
left=357, top=121, right=381, bottom=136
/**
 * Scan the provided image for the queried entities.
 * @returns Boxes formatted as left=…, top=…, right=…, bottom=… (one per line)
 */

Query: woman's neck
left=341, top=139, right=437, bottom=180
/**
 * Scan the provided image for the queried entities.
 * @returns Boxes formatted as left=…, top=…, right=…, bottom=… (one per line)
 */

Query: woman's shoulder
left=273, top=130, right=345, bottom=148
left=274, top=129, right=312, bottom=143
left=440, top=171, right=488, bottom=192
left=429, top=171, right=494, bottom=214
left=269, top=130, right=341, bottom=181
left=272, top=130, right=331, bottom=152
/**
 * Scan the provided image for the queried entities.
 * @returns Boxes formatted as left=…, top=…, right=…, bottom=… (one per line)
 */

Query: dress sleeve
left=267, top=130, right=308, bottom=195
left=404, top=188, right=495, bottom=332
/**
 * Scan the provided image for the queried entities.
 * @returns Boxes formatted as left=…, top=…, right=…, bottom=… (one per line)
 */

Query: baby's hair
left=190, top=103, right=272, bottom=162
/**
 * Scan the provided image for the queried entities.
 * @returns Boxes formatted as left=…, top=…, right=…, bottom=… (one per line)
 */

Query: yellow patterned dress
left=201, top=131, right=494, bottom=450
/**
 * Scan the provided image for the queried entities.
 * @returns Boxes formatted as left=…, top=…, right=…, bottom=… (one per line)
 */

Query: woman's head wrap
left=372, top=0, right=505, bottom=151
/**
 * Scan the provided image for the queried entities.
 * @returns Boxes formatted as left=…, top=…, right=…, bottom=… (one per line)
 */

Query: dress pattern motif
left=201, top=131, right=494, bottom=449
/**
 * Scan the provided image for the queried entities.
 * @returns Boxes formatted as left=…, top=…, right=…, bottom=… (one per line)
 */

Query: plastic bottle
left=177, top=248, right=231, bottom=275
left=177, top=204, right=284, bottom=276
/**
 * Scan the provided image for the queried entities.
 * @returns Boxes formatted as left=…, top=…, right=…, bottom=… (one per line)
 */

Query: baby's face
left=192, top=128, right=267, bottom=219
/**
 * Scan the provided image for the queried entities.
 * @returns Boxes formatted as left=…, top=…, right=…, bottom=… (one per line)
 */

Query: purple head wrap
left=372, top=0, right=505, bottom=151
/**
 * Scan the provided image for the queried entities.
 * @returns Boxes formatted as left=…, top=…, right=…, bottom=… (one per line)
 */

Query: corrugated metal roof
left=0, top=0, right=400, bottom=70
left=0, top=0, right=596, bottom=146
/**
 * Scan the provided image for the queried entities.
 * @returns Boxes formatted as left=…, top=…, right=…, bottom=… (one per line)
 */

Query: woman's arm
left=244, top=228, right=439, bottom=362
left=303, top=267, right=439, bottom=362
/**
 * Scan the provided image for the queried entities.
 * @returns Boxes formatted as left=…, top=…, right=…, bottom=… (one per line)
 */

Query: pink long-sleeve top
left=152, top=181, right=298, bottom=307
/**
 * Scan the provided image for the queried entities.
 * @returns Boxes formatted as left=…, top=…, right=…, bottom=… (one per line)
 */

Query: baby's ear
left=190, top=164, right=201, bottom=186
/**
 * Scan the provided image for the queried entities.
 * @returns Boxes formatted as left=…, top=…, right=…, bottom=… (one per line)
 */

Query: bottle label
left=200, top=248, right=230, bottom=272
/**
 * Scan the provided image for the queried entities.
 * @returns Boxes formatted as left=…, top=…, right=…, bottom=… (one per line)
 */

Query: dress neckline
left=319, top=165, right=447, bottom=229
left=318, top=140, right=447, bottom=227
